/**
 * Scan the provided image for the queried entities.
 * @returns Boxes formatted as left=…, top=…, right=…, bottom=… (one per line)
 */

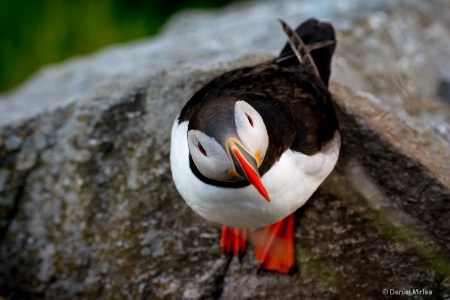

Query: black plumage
left=178, top=18, right=339, bottom=185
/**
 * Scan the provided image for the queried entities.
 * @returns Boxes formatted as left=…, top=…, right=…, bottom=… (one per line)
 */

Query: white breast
left=170, top=118, right=340, bottom=229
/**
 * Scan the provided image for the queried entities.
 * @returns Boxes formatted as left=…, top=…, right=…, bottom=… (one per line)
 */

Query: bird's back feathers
left=278, top=18, right=336, bottom=86
left=178, top=18, right=338, bottom=173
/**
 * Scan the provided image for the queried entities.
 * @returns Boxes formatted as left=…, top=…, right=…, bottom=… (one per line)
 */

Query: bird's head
left=187, top=97, right=270, bottom=201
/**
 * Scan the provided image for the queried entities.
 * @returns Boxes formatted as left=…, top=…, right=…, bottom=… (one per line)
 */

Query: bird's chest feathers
left=170, top=119, right=339, bottom=228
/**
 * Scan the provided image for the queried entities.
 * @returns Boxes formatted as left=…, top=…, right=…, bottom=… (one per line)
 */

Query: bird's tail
left=277, top=18, right=336, bottom=86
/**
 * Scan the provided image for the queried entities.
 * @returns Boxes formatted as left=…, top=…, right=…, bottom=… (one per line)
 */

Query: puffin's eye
left=198, top=142, right=207, bottom=156
left=245, top=113, right=254, bottom=127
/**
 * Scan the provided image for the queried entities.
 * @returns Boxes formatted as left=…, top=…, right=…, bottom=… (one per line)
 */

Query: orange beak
left=227, top=139, right=270, bottom=201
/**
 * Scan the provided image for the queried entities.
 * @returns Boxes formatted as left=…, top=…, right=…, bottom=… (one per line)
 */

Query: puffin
left=170, top=18, right=340, bottom=273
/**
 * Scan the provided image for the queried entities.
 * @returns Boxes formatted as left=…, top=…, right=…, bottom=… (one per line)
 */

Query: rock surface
left=1, top=0, right=450, bottom=299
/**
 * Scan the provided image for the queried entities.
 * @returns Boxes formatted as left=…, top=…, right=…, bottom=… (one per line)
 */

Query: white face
left=234, top=101, right=269, bottom=165
left=187, top=100, right=269, bottom=181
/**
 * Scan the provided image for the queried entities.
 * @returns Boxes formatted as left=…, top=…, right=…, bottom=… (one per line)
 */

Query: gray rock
left=1, top=0, right=450, bottom=299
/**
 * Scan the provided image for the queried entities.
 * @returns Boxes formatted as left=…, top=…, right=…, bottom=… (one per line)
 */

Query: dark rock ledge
left=1, top=66, right=449, bottom=299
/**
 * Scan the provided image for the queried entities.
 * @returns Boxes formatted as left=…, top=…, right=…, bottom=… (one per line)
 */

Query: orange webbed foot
left=250, top=213, right=295, bottom=273
left=221, top=225, right=248, bottom=260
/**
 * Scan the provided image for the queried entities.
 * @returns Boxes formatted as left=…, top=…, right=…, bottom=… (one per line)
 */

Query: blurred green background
left=0, top=0, right=237, bottom=93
